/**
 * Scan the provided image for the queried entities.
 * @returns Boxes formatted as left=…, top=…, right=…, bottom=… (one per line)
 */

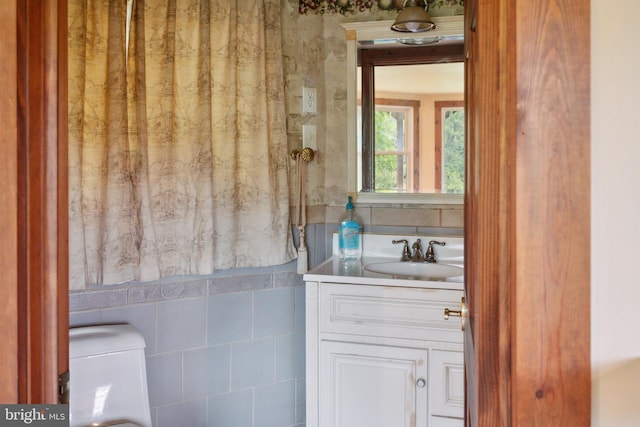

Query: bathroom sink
left=364, top=261, right=463, bottom=280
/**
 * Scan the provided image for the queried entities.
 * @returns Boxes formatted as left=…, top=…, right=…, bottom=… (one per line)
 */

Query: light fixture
left=391, top=0, right=436, bottom=33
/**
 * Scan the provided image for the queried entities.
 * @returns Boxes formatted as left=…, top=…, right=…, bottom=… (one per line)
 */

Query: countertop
left=303, top=256, right=464, bottom=291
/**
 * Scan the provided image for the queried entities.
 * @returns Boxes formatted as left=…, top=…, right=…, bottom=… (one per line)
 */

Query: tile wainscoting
left=70, top=211, right=462, bottom=427
left=70, top=264, right=306, bottom=427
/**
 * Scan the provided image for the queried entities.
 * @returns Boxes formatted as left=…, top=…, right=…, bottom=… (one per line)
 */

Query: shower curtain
left=68, top=0, right=295, bottom=290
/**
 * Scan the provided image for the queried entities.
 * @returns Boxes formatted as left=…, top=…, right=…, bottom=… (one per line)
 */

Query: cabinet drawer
left=319, top=283, right=463, bottom=343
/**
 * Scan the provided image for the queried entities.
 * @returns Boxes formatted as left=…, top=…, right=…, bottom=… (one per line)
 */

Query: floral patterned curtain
left=68, top=0, right=295, bottom=289
left=298, top=0, right=463, bottom=15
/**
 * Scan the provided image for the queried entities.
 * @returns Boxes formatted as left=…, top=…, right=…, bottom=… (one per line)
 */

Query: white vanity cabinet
left=305, top=280, right=465, bottom=427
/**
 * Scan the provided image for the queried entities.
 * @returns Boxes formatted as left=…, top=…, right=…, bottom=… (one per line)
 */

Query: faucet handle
left=425, top=240, right=446, bottom=263
left=392, top=239, right=411, bottom=261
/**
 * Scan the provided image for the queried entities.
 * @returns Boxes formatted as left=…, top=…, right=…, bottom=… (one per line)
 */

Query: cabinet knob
left=416, top=378, right=426, bottom=388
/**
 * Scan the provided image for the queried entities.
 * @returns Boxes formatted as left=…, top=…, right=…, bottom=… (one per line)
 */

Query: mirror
left=342, top=16, right=465, bottom=204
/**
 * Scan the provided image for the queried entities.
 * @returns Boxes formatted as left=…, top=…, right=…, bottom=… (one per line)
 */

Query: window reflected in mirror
left=357, top=98, right=420, bottom=192
left=357, top=44, right=465, bottom=195
left=435, top=100, right=464, bottom=193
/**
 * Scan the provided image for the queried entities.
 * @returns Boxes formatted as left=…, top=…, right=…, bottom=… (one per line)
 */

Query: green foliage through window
left=375, top=110, right=407, bottom=192
left=443, top=109, right=464, bottom=193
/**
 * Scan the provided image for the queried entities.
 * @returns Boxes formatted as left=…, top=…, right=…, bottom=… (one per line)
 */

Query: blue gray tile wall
left=69, top=219, right=462, bottom=427
left=70, top=267, right=307, bottom=427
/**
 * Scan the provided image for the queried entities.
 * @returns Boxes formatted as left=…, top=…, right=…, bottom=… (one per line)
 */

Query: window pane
left=357, top=102, right=416, bottom=193
left=375, top=111, right=405, bottom=151
left=375, top=154, right=407, bottom=192
left=443, top=109, right=465, bottom=193
left=374, top=106, right=411, bottom=192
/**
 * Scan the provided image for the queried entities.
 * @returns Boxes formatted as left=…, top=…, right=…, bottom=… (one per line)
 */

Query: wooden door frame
left=464, top=0, right=591, bottom=425
left=0, top=0, right=21, bottom=402
left=0, top=0, right=68, bottom=403
left=0, top=0, right=592, bottom=420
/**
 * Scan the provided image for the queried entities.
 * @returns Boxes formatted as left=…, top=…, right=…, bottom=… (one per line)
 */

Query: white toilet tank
left=69, top=324, right=152, bottom=427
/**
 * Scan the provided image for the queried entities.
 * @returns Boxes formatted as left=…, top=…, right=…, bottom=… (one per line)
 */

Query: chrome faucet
left=394, top=238, right=446, bottom=263
left=425, top=240, right=446, bottom=263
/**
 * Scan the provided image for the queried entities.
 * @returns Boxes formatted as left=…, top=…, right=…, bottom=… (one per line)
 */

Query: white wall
left=591, top=0, right=640, bottom=425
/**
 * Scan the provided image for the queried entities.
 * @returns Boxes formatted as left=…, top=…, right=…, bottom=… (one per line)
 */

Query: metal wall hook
left=290, top=147, right=315, bottom=162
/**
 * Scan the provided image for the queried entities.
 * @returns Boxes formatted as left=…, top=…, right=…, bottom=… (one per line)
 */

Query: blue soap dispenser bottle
left=338, top=196, right=363, bottom=260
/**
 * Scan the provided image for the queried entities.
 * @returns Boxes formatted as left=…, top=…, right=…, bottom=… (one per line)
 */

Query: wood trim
left=465, top=0, right=591, bottom=425
left=463, top=7, right=476, bottom=424
left=464, top=0, right=516, bottom=424
left=361, top=55, right=375, bottom=191
left=57, top=0, right=69, bottom=379
left=358, top=43, right=465, bottom=67
left=434, top=100, right=464, bottom=192
left=0, top=0, right=20, bottom=403
left=16, top=0, right=68, bottom=403
left=512, top=0, right=590, bottom=423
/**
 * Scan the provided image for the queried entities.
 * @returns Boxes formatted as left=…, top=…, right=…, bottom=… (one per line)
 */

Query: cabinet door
left=430, top=350, right=464, bottom=419
left=319, top=341, right=428, bottom=427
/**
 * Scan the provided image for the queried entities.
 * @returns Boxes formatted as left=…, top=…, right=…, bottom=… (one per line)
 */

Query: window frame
left=375, top=99, right=420, bottom=192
